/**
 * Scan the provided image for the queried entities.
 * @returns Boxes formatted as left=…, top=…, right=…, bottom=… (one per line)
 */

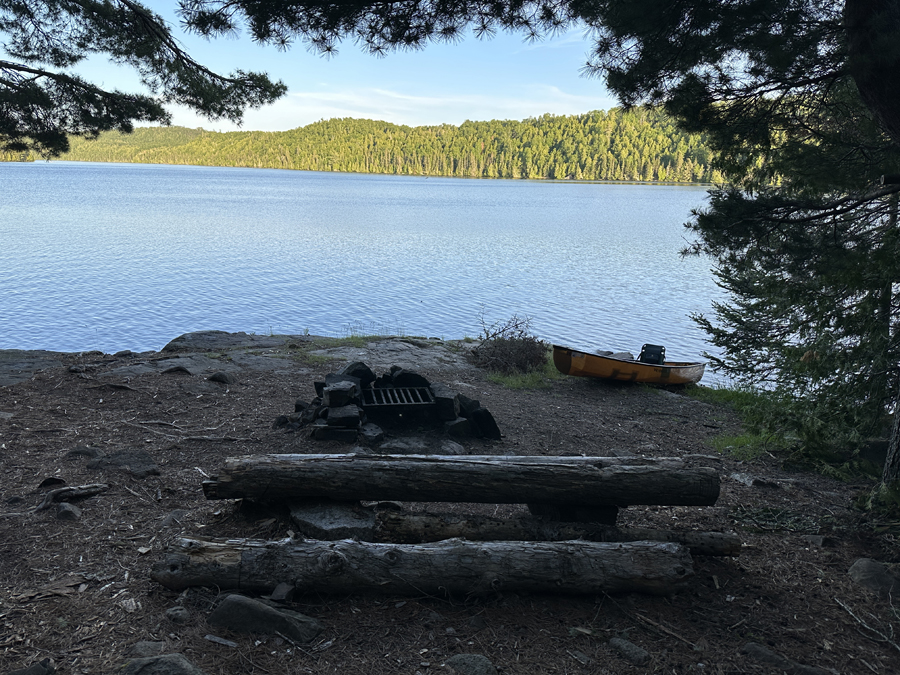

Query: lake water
left=1, top=161, right=719, bottom=365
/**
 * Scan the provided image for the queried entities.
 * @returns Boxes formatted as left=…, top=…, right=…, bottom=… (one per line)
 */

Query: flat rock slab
left=208, top=594, right=323, bottom=644
left=311, top=338, right=476, bottom=373
left=1, top=333, right=475, bottom=390
left=288, top=500, right=377, bottom=539
left=120, top=654, right=207, bottom=675
left=227, top=352, right=298, bottom=372
left=86, top=449, right=160, bottom=478
left=162, top=331, right=314, bottom=352
left=0, top=349, right=68, bottom=387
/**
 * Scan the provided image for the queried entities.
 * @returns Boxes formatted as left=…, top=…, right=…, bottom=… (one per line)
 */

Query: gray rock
left=379, top=437, right=431, bottom=454
left=120, top=653, right=207, bottom=675
left=208, top=371, right=238, bottom=384
left=457, top=395, right=481, bottom=418
left=166, top=606, right=191, bottom=624
left=391, top=369, right=430, bottom=387
left=326, top=404, right=363, bottom=428
left=444, top=654, right=498, bottom=675
left=161, top=364, right=193, bottom=375
left=440, top=440, right=466, bottom=455
left=5, top=657, right=55, bottom=675
left=359, top=422, right=384, bottom=444
left=208, top=594, right=323, bottom=644
left=741, top=642, right=830, bottom=674
left=0, top=350, right=67, bottom=387
left=849, top=558, right=900, bottom=600
left=338, top=361, right=376, bottom=388
left=568, top=649, right=592, bottom=666
left=289, top=500, right=376, bottom=540
left=445, top=417, right=473, bottom=438
left=300, top=404, right=322, bottom=425
left=131, top=641, right=166, bottom=657
left=269, top=583, right=296, bottom=603
left=65, top=445, right=100, bottom=459
left=430, top=383, right=461, bottom=421
left=730, top=472, right=781, bottom=488
left=86, top=448, right=160, bottom=478
left=609, top=637, right=649, bottom=665
left=469, top=408, right=501, bottom=440
left=56, top=502, right=81, bottom=520
left=323, top=381, right=359, bottom=407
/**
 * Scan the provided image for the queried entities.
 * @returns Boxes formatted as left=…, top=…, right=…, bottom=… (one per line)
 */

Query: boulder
left=609, top=637, right=649, bottom=665
left=289, top=500, right=377, bottom=539
left=391, top=369, right=430, bottom=388
left=469, top=408, right=501, bottom=440
left=208, top=594, right=323, bottom=644
left=322, top=381, right=359, bottom=407
left=120, top=654, right=207, bottom=675
left=430, top=383, right=461, bottom=421
left=446, top=417, right=473, bottom=438
left=849, top=558, right=900, bottom=600
left=326, top=405, right=363, bottom=428
left=338, top=361, right=376, bottom=388
left=86, top=449, right=160, bottom=478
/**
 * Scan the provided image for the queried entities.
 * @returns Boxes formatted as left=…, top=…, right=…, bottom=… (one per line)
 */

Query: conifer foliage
left=0, top=0, right=286, bottom=156
left=62, top=110, right=718, bottom=183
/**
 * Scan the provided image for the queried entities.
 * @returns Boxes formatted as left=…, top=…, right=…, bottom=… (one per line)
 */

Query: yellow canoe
left=553, top=345, right=706, bottom=385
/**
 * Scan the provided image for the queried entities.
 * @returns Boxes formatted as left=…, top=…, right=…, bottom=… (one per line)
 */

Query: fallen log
left=372, top=511, right=741, bottom=557
left=202, top=454, right=719, bottom=506
left=285, top=501, right=738, bottom=556
left=151, top=537, right=694, bottom=597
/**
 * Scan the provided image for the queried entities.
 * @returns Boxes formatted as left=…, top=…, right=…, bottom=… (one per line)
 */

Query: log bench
left=201, top=453, right=732, bottom=549
left=150, top=454, right=736, bottom=598
left=201, top=453, right=721, bottom=527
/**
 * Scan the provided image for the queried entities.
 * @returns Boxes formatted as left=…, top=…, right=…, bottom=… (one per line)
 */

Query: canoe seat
left=638, top=344, right=666, bottom=365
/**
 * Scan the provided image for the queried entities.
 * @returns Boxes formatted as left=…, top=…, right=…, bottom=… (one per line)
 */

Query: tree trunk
left=845, top=0, right=900, bottom=148
left=371, top=511, right=741, bottom=556
left=202, top=454, right=720, bottom=507
left=884, top=379, right=900, bottom=484
left=151, top=537, right=694, bottom=597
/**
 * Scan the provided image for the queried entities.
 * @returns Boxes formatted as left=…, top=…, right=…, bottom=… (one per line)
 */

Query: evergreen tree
left=1, top=0, right=285, bottom=156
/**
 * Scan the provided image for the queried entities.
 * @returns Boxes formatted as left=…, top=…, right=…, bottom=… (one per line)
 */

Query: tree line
left=0, top=150, right=34, bottom=162
left=60, top=109, right=720, bottom=183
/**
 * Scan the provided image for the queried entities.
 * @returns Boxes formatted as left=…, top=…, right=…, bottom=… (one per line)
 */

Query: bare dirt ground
left=1, top=332, right=898, bottom=674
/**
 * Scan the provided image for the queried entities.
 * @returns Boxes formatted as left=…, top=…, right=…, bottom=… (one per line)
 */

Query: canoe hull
left=553, top=345, right=705, bottom=385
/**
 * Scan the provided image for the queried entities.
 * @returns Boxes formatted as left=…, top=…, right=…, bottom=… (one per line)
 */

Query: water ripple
left=1, top=161, right=719, bottom=369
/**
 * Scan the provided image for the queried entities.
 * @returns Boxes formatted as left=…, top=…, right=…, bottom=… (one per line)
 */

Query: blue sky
left=81, top=2, right=619, bottom=131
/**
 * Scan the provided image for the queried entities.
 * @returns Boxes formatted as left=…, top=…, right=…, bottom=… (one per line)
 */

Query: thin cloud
left=167, top=85, right=618, bottom=131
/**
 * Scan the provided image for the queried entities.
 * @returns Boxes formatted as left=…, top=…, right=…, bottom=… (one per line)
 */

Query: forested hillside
left=0, top=150, right=34, bottom=162
left=62, top=109, right=719, bottom=182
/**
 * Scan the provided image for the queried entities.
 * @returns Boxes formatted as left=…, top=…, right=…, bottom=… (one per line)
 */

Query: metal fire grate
left=361, top=386, right=435, bottom=409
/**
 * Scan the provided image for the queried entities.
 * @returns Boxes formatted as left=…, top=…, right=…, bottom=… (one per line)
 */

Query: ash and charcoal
left=273, top=361, right=501, bottom=445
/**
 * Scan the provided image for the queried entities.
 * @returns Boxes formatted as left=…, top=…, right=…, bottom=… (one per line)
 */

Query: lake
left=1, top=161, right=719, bottom=365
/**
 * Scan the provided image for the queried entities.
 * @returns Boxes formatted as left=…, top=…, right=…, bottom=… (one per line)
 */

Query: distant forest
left=56, top=109, right=720, bottom=183
left=0, top=150, right=34, bottom=162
